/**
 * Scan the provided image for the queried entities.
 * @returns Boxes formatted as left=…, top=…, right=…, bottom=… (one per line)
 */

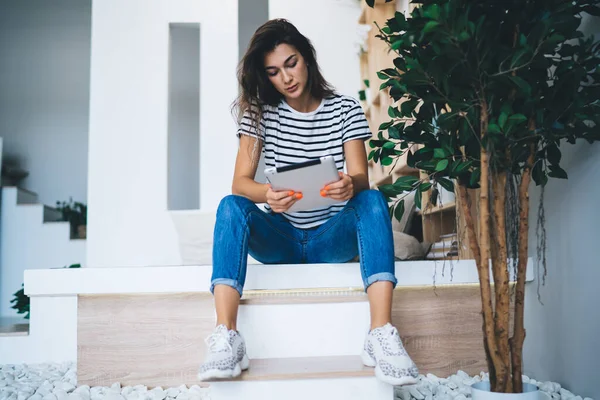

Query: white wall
left=523, top=15, right=600, bottom=398
left=86, top=0, right=239, bottom=268
left=269, top=0, right=363, bottom=99
left=0, top=1, right=91, bottom=205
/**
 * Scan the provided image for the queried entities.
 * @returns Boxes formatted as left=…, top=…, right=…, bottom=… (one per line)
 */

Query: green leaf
left=547, top=144, right=562, bottom=165
left=379, top=121, right=394, bottom=130
left=415, top=188, right=422, bottom=209
left=388, top=125, right=401, bottom=140
left=424, top=4, right=440, bottom=20
left=382, top=68, right=399, bottom=77
left=548, top=165, right=568, bottom=179
left=508, top=114, right=528, bottom=124
left=488, top=124, right=501, bottom=134
left=394, top=199, right=405, bottom=221
left=419, top=182, right=433, bottom=192
left=498, top=112, right=508, bottom=130
left=368, top=150, right=375, bottom=161
left=401, top=98, right=419, bottom=117
left=435, top=159, right=449, bottom=171
left=381, top=157, right=394, bottom=166
left=388, top=106, right=397, bottom=118
left=363, top=79, right=370, bottom=88
left=366, top=0, right=375, bottom=8
left=455, top=160, right=473, bottom=174
left=509, top=76, right=532, bottom=96
left=532, top=161, right=546, bottom=186
left=423, top=21, right=440, bottom=34
left=437, top=177, right=455, bottom=192
left=470, top=167, right=481, bottom=187
left=383, top=141, right=396, bottom=149
left=393, top=57, right=407, bottom=71
left=433, top=148, right=448, bottom=159
left=377, top=71, right=388, bottom=80
left=457, top=31, right=471, bottom=42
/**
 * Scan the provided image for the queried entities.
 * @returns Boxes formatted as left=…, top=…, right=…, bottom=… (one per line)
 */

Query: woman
left=198, top=19, right=419, bottom=386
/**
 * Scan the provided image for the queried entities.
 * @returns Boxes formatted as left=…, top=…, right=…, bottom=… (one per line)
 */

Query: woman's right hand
left=266, top=185, right=303, bottom=213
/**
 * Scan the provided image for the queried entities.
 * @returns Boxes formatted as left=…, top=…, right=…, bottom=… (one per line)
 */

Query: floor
left=0, top=363, right=579, bottom=400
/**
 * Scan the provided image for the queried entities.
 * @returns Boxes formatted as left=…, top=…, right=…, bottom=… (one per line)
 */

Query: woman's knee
left=353, top=189, right=388, bottom=211
left=216, top=195, right=254, bottom=222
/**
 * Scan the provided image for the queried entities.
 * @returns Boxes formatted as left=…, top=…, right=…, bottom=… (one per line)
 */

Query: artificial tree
left=365, top=0, right=600, bottom=393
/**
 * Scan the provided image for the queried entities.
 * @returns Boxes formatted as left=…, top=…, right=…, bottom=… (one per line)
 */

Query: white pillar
left=86, top=0, right=239, bottom=267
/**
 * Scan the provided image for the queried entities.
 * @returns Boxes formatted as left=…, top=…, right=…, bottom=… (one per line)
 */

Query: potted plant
left=56, top=198, right=87, bottom=239
left=11, top=264, right=81, bottom=319
left=364, top=0, right=599, bottom=394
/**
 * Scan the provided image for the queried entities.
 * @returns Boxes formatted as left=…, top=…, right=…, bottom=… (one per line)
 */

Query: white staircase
left=0, top=259, right=535, bottom=399
left=0, top=186, right=86, bottom=318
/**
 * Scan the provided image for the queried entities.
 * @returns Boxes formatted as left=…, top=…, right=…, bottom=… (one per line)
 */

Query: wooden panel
left=78, top=285, right=491, bottom=387
left=78, top=293, right=215, bottom=388
left=392, top=285, right=487, bottom=377
left=238, top=356, right=373, bottom=381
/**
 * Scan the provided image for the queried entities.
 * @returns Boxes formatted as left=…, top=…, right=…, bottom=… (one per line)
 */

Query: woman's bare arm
left=232, top=135, right=269, bottom=203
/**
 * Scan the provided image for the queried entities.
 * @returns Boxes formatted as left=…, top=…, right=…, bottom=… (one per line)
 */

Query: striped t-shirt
left=237, top=94, right=372, bottom=229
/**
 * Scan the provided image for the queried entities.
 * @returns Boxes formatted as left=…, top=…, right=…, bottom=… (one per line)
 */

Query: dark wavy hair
left=234, top=19, right=336, bottom=136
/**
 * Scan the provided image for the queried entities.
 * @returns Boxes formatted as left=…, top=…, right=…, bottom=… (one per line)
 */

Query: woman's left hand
left=321, top=172, right=354, bottom=201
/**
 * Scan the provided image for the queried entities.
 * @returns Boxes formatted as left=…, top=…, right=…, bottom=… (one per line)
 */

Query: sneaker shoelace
left=381, top=324, right=405, bottom=354
left=205, top=329, right=233, bottom=353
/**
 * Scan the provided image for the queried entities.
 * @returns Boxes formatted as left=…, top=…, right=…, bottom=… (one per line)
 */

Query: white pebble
left=28, top=395, right=43, bottom=400
left=166, top=388, right=180, bottom=398
left=56, top=383, right=76, bottom=394
left=121, top=387, right=133, bottom=396
left=53, top=390, right=69, bottom=400
left=561, top=388, right=575, bottom=399
left=103, top=394, right=125, bottom=400
left=553, top=383, right=562, bottom=392
left=409, top=386, right=425, bottom=400
left=150, top=388, right=167, bottom=400
left=42, top=394, right=58, bottom=400
left=540, top=382, right=556, bottom=393
left=456, top=371, right=469, bottom=379
left=397, top=388, right=411, bottom=400
left=454, top=395, right=468, bottom=400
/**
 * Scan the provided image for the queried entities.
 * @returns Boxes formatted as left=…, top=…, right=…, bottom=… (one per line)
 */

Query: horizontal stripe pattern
left=238, top=94, right=372, bottom=228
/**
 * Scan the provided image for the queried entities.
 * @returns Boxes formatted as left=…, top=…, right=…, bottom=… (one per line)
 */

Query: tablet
left=264, top=156, right=341, bottom=212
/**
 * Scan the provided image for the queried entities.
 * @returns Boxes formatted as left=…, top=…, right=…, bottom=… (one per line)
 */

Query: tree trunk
left=478, top=100, right=503, bottom=391
left=511, top=138, right=535, bottom=392
left=457, top=185, right=498, bottom=382
left=491, top=171, right=512, bottom=392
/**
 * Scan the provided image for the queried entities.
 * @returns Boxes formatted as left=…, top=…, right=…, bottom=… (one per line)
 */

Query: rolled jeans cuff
left=211, top=278, right=244, bottom=297
left=365, top=272, right=397, bottom=291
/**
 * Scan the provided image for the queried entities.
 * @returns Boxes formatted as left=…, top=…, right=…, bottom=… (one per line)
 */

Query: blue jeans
left=210, top=189, right=397, bottom=296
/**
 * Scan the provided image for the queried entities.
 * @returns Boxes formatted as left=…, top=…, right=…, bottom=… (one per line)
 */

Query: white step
left=209, top=375, right=393, bottom=400
left=15, top=187, right=38, bottom=204
left=11, top=262, right=535, bottom=384
left=43, top=205, right=63, bottom=222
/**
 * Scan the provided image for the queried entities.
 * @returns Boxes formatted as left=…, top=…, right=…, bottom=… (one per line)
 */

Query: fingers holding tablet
left=320, top=172, right=354, bottom=201
left=266, top=185, right=303, bottom=213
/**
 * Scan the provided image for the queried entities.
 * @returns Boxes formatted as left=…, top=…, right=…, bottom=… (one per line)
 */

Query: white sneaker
left=362, top=323, right=419, bottom=386
left=198, top=325, right=250, bottom=380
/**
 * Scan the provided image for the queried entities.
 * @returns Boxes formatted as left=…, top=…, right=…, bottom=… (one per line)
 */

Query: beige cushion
left=393, top=231, right=430, bottom=260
